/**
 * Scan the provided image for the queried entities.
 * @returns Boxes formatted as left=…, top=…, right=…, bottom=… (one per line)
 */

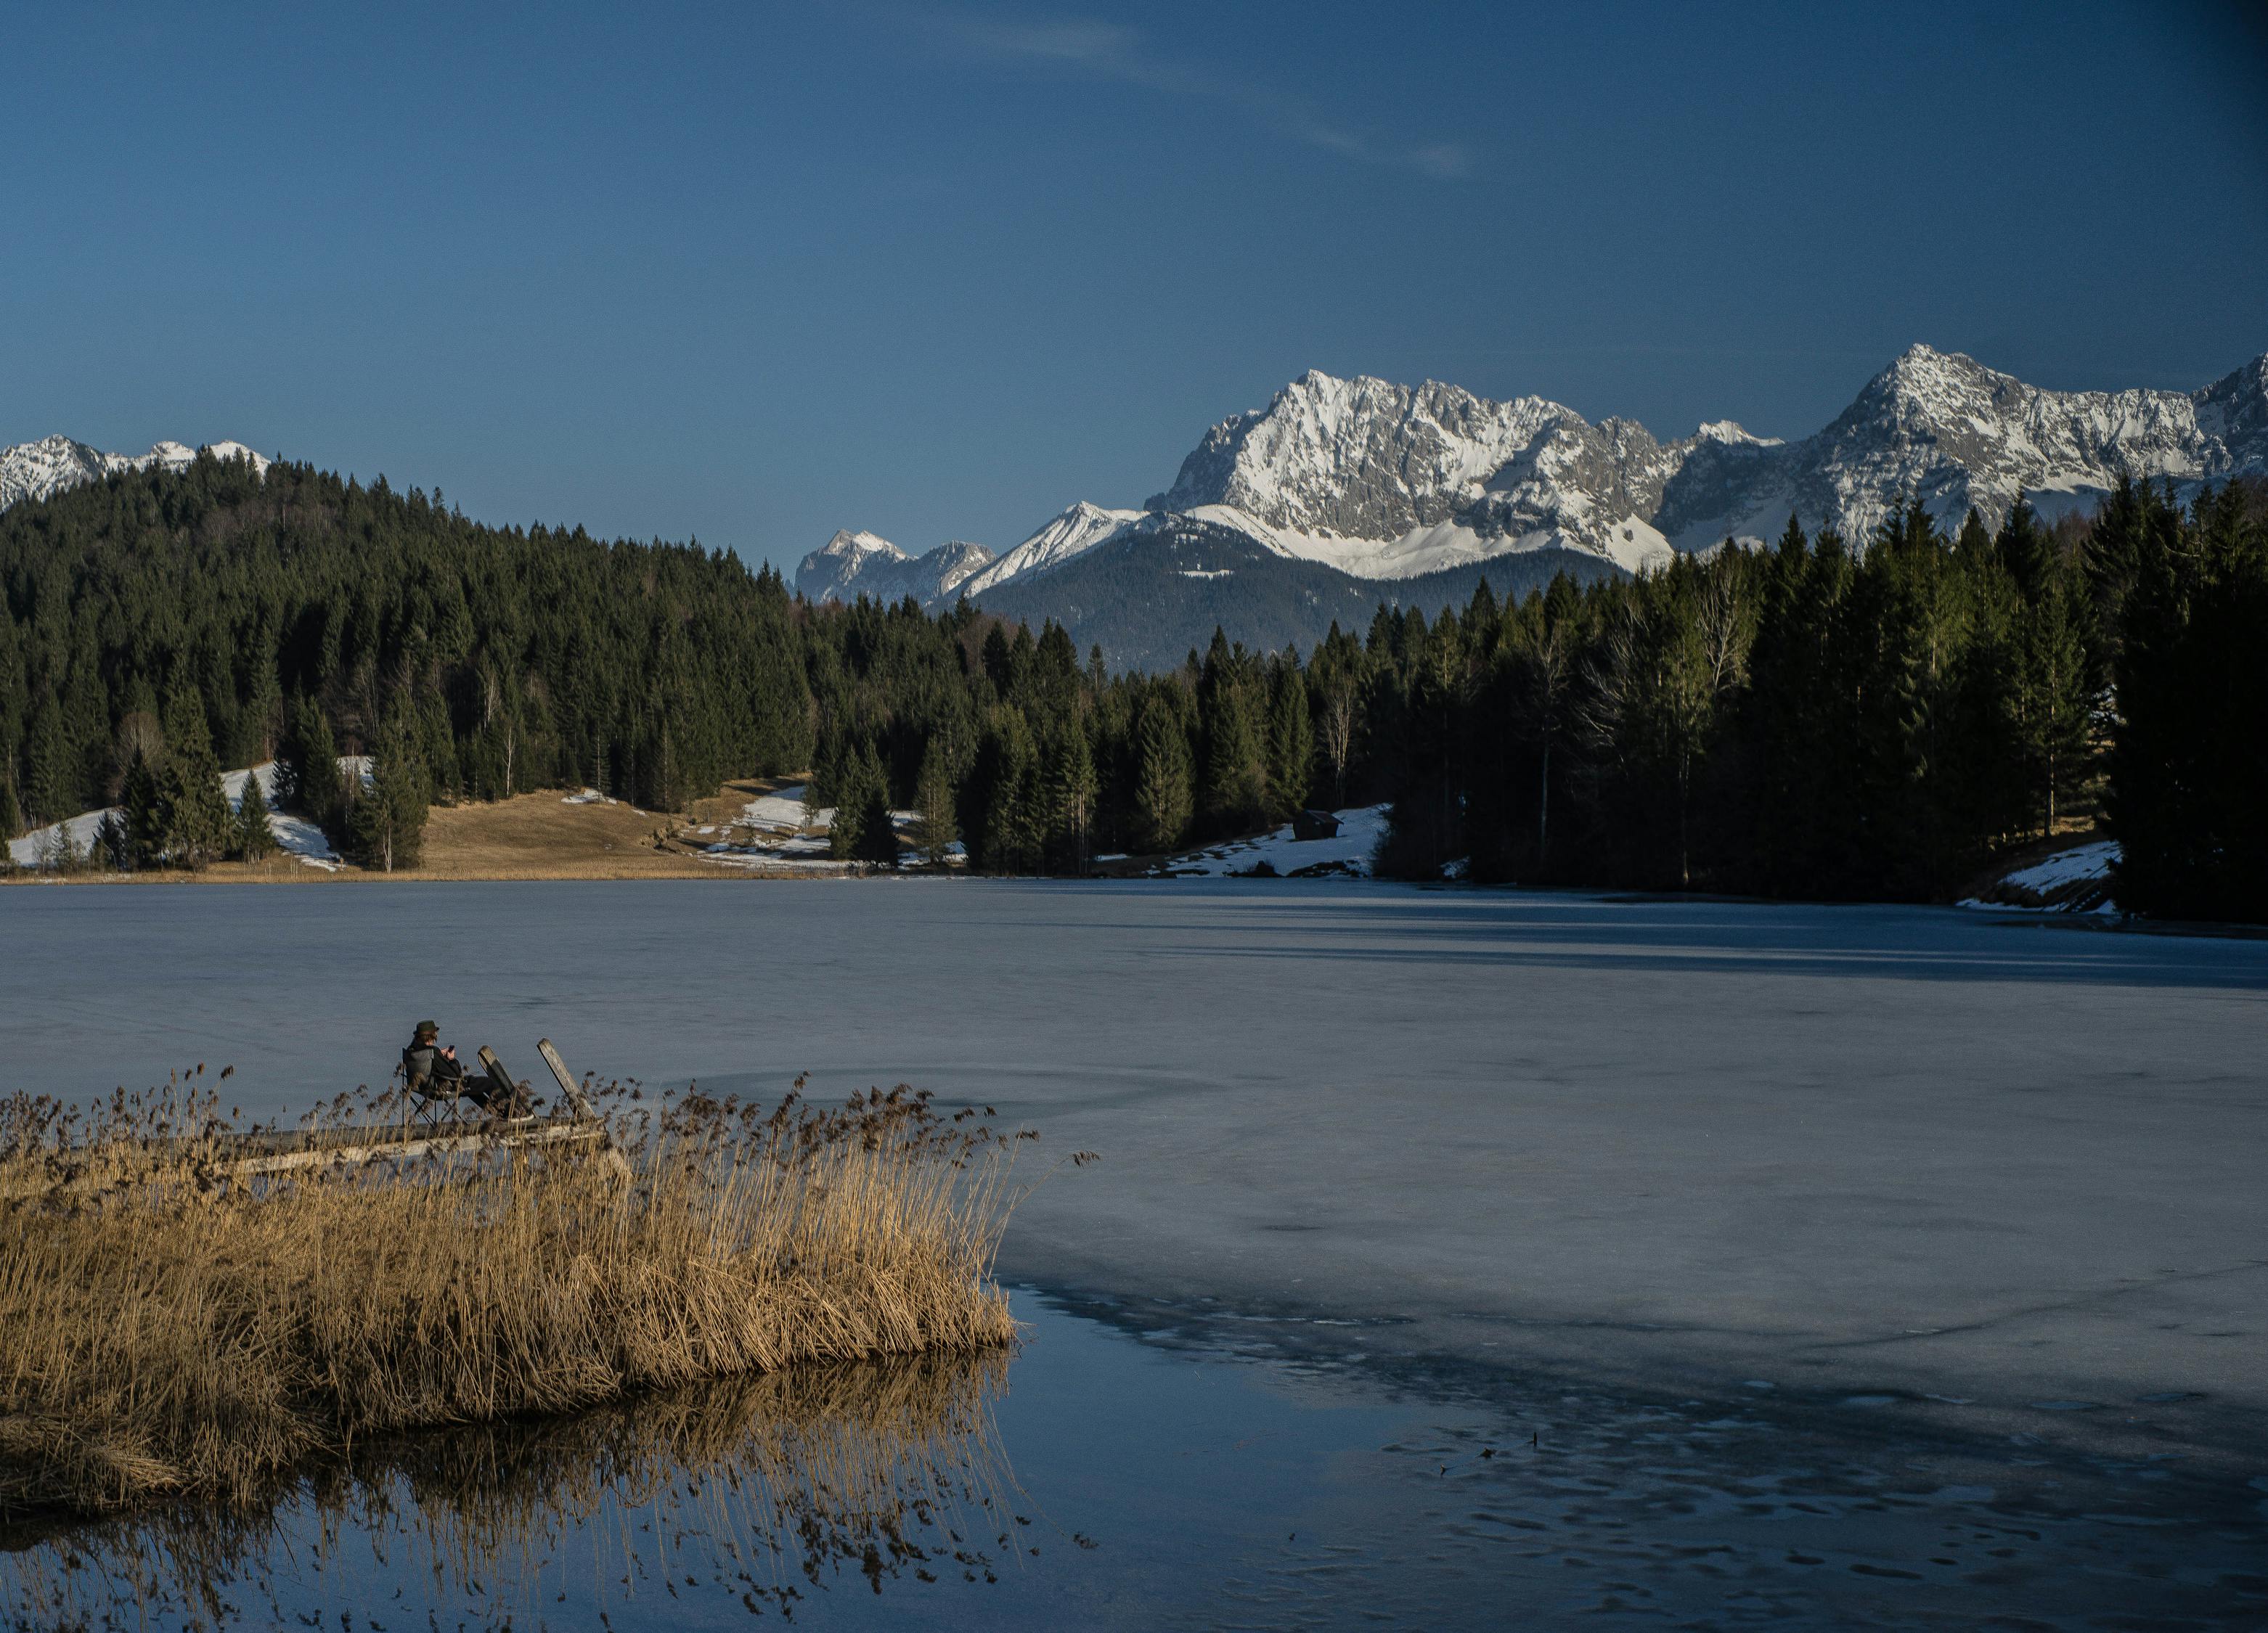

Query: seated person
left=403, top=1018, right=526, bottom=1115
left=403, top=1019, right=465, bottom=1090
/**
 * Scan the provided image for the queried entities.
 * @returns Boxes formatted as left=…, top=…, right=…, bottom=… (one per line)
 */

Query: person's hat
left=414, top=1019, right=439, bottom=1039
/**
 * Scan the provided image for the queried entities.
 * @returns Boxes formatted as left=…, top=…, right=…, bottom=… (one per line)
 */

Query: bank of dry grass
left=0, top=1079, right=1026, bottom=1515
left=6, top=1347, right=1017, bottom=1629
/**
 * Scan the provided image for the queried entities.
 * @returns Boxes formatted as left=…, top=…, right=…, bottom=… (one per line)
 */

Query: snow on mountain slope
left=963, top=501, right=1144, bottom=595
left=794, top=529, right=998, bottom=606
left=1657, top=345, right=2267, bottom=548
left=798, top=343, right=2267, bottom=623
left=0, top=435, right=269, bottom=512
left=1147, top=348, right=2268, bottom=575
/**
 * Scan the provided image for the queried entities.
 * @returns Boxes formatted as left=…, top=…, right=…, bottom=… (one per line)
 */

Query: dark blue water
left=9, top=1288, right=2261, bottom=1632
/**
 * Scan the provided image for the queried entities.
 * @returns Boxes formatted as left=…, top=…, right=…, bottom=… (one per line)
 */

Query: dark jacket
left=403, top=1040, right=465, bottom=1088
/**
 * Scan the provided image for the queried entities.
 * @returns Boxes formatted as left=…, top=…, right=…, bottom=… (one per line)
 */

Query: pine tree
left=24, top=697, right=70, bottom=827
left=827, top=745, right=872, bottom=861
left=2107, top=482, right=2268, bottom=922
left=983, top=710, right=1040, bottom=872
left=2014, top=557, right=2093, bottom=836
left=281, top=697, right=346, bottom=837
left=94, top=811, right=130, bottom=872
left=1133, top=696, right=1193, bottom=854
left=1200, top=672, right=1267, bottom=833
left=348, top=718, right=428, bottom=872
left=1265, top=662, right=1313, bottom=819
left=120, top=746, right=166, bottom=870
left=232, top=772, right=277, bottom=861
left=910, top=740, right=958, bottom=866
left=160, top=690, right=234, bottom=869
left=1046, top=719, right=1098, bottom=873
left=852, top=744, right=897, bottom=867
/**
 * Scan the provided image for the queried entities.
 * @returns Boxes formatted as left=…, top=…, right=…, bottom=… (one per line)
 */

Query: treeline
left=796, top=480, right=2265, bottom=920
left=0, top=452, right=815, bottom=867
left=2, top=454, right=2261, bottom=920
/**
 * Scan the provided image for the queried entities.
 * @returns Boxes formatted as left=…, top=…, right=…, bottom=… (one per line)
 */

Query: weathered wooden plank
left=217, top=1119, right=606, bottom=1177
left=537, top=1038, right=595, bottom=1119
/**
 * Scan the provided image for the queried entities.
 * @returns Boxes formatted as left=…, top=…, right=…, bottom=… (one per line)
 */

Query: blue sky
left=5, top=1, right=2264, bottom=570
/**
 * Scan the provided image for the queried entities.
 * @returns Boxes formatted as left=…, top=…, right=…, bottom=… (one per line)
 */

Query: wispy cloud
left=900, top=9, right=1470, bottom=179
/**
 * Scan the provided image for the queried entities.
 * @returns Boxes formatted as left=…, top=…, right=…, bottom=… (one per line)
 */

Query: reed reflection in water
left=3, top=1346, right=1018, bottom=1630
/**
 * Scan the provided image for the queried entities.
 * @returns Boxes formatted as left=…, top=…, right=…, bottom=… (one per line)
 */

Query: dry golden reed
left=4, top=1346, right=1019, bottom=1632
left=0, top=1073, right=1028, bottom=1516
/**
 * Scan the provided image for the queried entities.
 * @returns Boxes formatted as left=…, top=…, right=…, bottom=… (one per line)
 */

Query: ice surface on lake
left=7, top=881, right=2264, bottom=1626
left=3, top=882, right=2261, bottom=1441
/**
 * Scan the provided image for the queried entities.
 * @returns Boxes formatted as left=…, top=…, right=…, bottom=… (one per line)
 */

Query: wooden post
left=475, top=1046, right=523, bottom=1112
left=537, top=1038, right=595, bottom=1119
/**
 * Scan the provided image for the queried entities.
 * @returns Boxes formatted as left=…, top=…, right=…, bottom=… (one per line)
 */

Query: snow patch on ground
left=1959, top=838, right=2119, bottom=914
left=7, top=806, right=121, bottom=869
left=685, top=784, right=934, bottom=869
left=1153, top=805, right=1388, bottom=877
left=8, top=759, right=345, bottom=871
left=2004, top=840, right=2118, bottom=894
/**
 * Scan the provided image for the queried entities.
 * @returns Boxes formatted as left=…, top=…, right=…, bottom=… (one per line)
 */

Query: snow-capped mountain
left=1149, top=370, right=1692, bottom=577
left=0, top=435, right=269, bottom=512
left=794, top=528, right=995, bottom=607
left=962, top=502, right=1145, bottom=596
left=799, top=345, right=2268, bottom=640
left=1651, top=345, right=2268, bottom=550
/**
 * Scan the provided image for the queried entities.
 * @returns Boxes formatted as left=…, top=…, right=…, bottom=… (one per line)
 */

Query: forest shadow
left=1104, top=886, right=2268, bottom=991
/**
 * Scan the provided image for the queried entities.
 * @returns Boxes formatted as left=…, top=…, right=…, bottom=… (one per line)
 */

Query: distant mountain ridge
left=0, top=435, right=269, bottom=512
left=798, top=345, right=2268, bottom=664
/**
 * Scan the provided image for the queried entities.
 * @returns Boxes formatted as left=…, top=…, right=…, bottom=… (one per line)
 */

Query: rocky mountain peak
left=814, top=528, right=906, bottom=564
left=804, top=343, right=2267, bottom=632
left=0, top=435, right=269, bottom=514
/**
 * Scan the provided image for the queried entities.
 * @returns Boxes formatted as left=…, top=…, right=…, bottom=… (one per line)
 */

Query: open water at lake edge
left=8, top=1288, right=2261, bottom=1632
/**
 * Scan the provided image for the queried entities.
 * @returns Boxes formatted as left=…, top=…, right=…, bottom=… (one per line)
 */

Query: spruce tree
left=160, top=690, right=234, bottom=869
left=1200, top=673, right=1267, bottom=834
left=232, top=773, right=278, bottom=861
left=1046, top=719, right=1098, bottom=872
left=94, top=811, right=130, bottom=872
left=852, top=744, right=897, bottom=867
left=984, top=710, right=1040, bottom=872
left=120, top=747, right=166, bottom=870
left=2015, top=559, right=2093, bottom=836
left=2107, top=482, right=2268, bottom=921
left=1265, top=662, right=1313, bottom=819
left=827, top=745, right=871, bottom=861
left=24, top=697, right=70, bottom=827
left=910, top=741, right=958, bottom=866
left=348, top=718, right=429, bottom=872
left=1133, top=696, right=1193, bottom=854
left=281, top=697, right=346, bottom=837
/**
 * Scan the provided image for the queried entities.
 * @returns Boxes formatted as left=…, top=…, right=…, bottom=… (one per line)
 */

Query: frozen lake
left=4, top=879, right=2264, bottom=1626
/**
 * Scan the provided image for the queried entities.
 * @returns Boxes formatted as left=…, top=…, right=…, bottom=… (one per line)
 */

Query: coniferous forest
left=1, top=452, right=2261, bottom=920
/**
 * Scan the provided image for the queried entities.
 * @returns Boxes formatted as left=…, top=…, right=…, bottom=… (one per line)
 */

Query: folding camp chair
left=401, top=1047, right=477, bottom=1129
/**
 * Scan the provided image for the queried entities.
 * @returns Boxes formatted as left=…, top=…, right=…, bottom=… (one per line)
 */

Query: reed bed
left=0, top=1073, right=1031, bottom=1516
left=4, top=1347, right=1018, bottom=1631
